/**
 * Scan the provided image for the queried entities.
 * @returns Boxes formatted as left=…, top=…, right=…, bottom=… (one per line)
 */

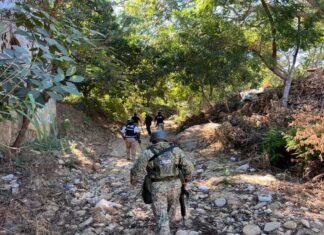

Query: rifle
left=179, top=184, right=189, bottom=225
left=178, top=165, right=189, bottom=225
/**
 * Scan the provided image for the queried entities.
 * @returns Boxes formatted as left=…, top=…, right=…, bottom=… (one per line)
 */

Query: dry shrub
left=216, top=121, right=246, bottom=149
left=285, top=112, right=324, bottom=180
left=267, top=100, right=292, bottom=128
left=290, top=68, right=324, bottom=107
left=287, top=112, right=324, bottom=158
left=248, top=88, right=281, bottom=114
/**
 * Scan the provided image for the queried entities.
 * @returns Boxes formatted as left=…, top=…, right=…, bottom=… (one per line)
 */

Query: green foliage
left=263, top=129, right=290, bottom=167
left=223, top=165, right=234, bottom=184
left=17, top=94, right=65, bottom=151
left=68, top=95, right=129, bottom=122
left=31, top=137, right=66, bottom=151
left=264, top=114, right=323, bottom=170
left=2, top=0, right=322, bottom=128
left=61, top=118, right=72, bottom=132
left=0, top=2, right=90, bottom=124
left=61, top=0, right=122, bottom=98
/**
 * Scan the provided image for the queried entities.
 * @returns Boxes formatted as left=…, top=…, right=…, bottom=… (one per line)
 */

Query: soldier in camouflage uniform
left=130, top=130, right=194, bottom=235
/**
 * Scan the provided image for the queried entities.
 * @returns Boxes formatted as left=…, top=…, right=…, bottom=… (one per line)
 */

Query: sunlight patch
left=114, top=160, right=131, bottom=167
left=234, top=174, right=277, bottom=186
left=196, top=176, right=224, bottom=188
left=71, top=148, right=93, bottom=166
left=130, top=208, right=149, bottom=220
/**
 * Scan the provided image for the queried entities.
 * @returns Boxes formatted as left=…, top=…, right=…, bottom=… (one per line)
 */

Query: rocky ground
left=0, top=105, right=323, bottom=235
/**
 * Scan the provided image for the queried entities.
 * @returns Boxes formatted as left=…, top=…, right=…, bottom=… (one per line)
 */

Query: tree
left=198, top=0, right=323, bottom=107
left=0, top=2, right=90, bottom=148
left=61, top=0, right=122, bottom=98
left=173, top=10, right=259, bottom=107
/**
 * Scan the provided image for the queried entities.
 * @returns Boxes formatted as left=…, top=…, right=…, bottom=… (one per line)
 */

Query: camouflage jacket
left=130, top=142, right=194, bottom=185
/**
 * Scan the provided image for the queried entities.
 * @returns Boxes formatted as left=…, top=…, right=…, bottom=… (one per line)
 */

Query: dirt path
left=58, top=120, right=323, bottom=235
left=0, top=110, right=323, bottom=235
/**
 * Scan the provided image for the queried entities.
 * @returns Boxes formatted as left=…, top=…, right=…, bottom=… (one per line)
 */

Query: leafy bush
left=263, top=129, right=291, bottom=168
left=264, top=113, right=324, bottom=178
left=100, top=96, right=129, bottom=122
left=67, top=95, right=129, bottom=123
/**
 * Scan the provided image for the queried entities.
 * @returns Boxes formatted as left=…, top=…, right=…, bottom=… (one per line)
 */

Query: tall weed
left=17, top=95, right=65, bottom=151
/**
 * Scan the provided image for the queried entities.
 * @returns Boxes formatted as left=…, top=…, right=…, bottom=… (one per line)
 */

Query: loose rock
left=283, top=221, right=297, bottom=230
left=175, top=230, right=199, bottom=235
left=79, top=217, right=93, bottom=229
left=264, top=222, right=281, bottom=232
left=95, top=199, right=122, bottom=214
left=242, top=224, right=261, bottom=235
left=198, top=185, right=209, bottom=191
left=2, top=174, right=15, bottom=181
left=254, top=202, right=267, bottom=209
left=215, top=198, right=227, bottom=207
left=300, top=219, right=310, bottom=228
left=258, top=194, right=272, bottom=202
left=235, top=163, right=249, bottom=172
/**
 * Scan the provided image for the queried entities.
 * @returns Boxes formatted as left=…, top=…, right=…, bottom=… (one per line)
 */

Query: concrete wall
left=0, top=99, right=57, bottom=147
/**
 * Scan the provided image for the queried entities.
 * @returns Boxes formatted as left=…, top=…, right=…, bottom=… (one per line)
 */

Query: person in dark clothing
left=131, top=113, right=141, bottom=126
left=144, top=113, right=153, bottom=135
left=155, top=111, right=165, bottom=130
left=121, top=119, right=141, bottom=160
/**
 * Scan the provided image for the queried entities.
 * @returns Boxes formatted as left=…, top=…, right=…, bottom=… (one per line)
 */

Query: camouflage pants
left=151, top=179, right=182, bottom=235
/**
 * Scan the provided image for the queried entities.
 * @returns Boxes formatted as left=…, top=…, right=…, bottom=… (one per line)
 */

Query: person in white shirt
left=121, top=119, right=141, bottom=160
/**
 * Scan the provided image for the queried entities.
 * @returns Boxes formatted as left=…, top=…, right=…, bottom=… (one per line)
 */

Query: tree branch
left=260, top=0, right=277, bottom=69
left=290, top=16, right=301, bottom=74
left=251, top=48, right=286, bottom=80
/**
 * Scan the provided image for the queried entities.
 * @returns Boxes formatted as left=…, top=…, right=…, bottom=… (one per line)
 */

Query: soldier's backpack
left=142, top=145, right=177, bottom=204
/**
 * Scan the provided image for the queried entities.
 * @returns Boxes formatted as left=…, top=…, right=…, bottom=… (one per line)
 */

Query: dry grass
left=0, top=150, right=67, bottom=235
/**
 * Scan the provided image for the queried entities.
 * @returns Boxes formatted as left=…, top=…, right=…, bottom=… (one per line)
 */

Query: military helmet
left=150, top=130, right=168, bottom=143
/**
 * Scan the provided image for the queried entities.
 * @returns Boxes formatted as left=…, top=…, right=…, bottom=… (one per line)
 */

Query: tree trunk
left=224, top=96, right=230, bottom=112
left=11, top=114, right=30, bottom=151
left=281, top=75, right=292, bottom=107
left=208, top=84, right=214, bottom=101
left=201, top=87, right=213, bottom=109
